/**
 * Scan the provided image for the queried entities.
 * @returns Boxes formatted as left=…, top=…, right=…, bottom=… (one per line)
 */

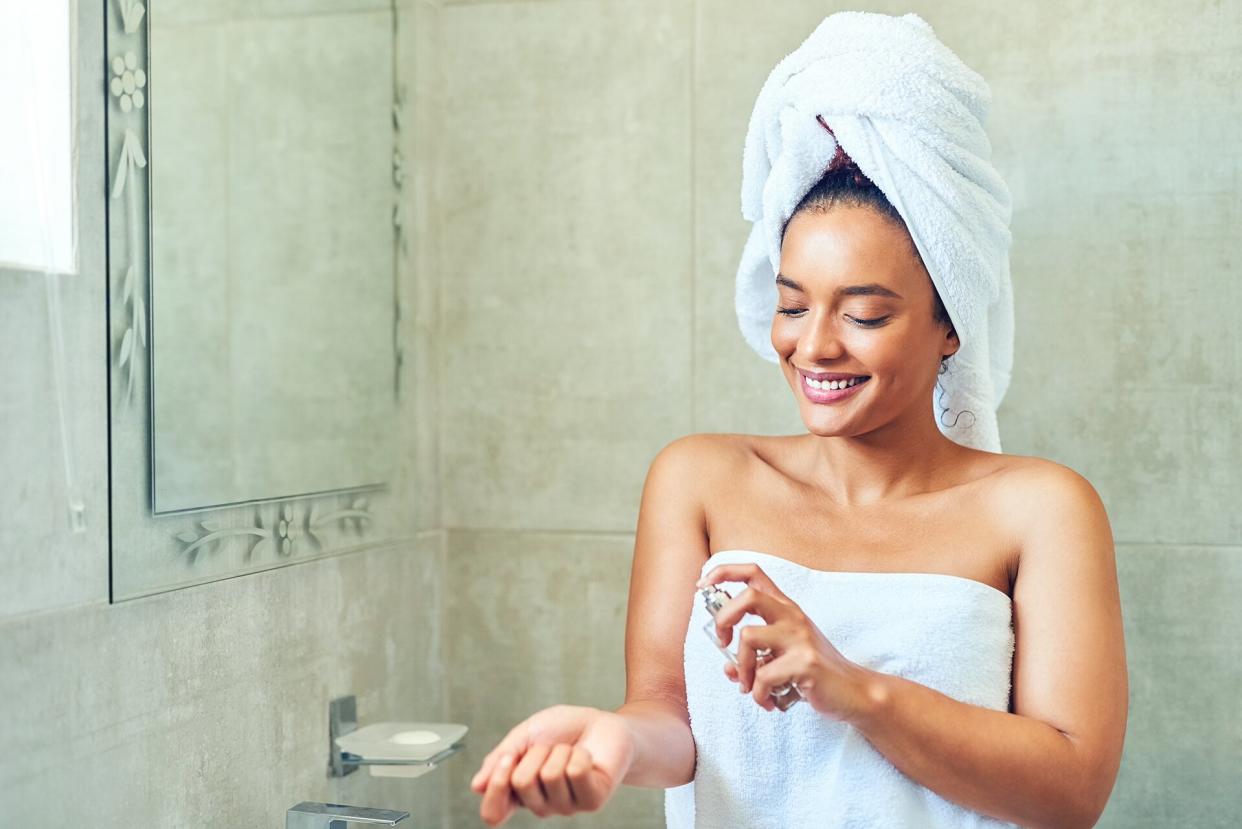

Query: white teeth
left=806, top=375, right=866, bottom=390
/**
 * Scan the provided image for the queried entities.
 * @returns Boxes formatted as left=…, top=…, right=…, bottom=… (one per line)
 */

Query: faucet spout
left=286, top=801, right=409, bottom=829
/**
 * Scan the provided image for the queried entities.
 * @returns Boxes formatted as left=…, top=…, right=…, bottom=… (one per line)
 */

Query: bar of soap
left=390, top=730, right=440, bottom=746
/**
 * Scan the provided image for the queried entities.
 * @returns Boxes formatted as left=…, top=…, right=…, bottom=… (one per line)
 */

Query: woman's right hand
left=469, top=704, right=635, bottom=826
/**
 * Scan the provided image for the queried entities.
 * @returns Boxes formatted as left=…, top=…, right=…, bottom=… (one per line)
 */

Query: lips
left=800, top=373, right=870, bottom=403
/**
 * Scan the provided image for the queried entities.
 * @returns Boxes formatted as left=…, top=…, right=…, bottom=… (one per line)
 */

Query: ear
left=942, top=326, right=960, bottom=361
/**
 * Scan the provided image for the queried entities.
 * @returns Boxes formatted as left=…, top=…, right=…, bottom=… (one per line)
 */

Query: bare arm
left=615, top=434, right=724, bottom=788
left=845, top=463, right=1129, bottom=829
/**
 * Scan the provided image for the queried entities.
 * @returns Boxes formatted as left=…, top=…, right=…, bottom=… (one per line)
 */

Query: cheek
left=770, top=316, right=798, bottom=351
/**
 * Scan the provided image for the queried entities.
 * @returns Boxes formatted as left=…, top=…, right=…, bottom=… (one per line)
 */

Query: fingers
left=479, top=753, right=520, bottom=826
left=470, top=753, right=495, bottom=793
left=708, top=586, right=794, bottom=647
left=538, top=744, right=575, bottom=814
left=472, top=750, right=510, bottom=794
left=479, top=743, right=601, bottom=822
left=748, top=650, right=806, bottom=711
left=697, top=563, right=791, bottom=600
left=471, top=721, right=534, bottom=792
left=508, top=743, right=553, bottom=816
left=725, top=660, right=758, bottom=699
left=565, top=745, right=605, bottom=812
left=517, top=744, right=597, bottom=816
left=735, top=620, right=784, bottom=694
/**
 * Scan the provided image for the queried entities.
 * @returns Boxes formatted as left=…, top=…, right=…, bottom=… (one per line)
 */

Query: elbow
left=1059, top=765, right=1116, bottom=829
left=1051, top=726, right=1122, bottom=829
left=1031, top=799, right=1103, bottom=829
left=1072, top=788, right=1112, bottom=829
left=1073, top=746, right=1122, bottom=829
left=1062, top=806, right=1104, bottom=829
left=1030, top=740, right=1116, bottom=829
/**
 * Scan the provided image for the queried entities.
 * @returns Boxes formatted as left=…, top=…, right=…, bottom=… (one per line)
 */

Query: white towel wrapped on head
left=735, top=10, right=1014, bottom=452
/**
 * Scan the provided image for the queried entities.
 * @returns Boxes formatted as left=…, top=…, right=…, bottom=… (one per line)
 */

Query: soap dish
left=337, top=721, right=468, bottom=763
left=329, top=695, right=468, bottom=778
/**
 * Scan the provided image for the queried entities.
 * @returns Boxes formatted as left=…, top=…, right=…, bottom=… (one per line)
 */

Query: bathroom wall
left=0, top=2, right=453, bottom=826
left=434, top=1, right=1241, bottom=827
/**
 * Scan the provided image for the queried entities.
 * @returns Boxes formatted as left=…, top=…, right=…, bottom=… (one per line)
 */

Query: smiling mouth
left=799, top=373, right=870, bottom=402
left=801, top=374, right=870, bottom=390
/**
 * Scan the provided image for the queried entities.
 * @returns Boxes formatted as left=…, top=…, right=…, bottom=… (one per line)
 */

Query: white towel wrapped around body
left=664, top=550, right=1020, bottom=828
left=735, top=11, right=1014, bottom=452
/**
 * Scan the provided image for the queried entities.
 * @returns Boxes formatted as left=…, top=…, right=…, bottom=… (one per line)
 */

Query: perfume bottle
left=699, top=585, right=804, bottom=711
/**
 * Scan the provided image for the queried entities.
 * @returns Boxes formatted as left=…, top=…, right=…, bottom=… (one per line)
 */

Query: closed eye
left=775, top=308, right=889, bottom=327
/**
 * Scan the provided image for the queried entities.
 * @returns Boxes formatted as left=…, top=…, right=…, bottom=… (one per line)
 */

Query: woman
left=471, top=12, right=1127, bottom=828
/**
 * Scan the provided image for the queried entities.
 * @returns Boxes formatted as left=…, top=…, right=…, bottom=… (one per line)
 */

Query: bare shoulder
left=993, top=457, right=1122, bottom=586
left=989, top=454, right=1111, bottom=543
left=649, top=432, right=757, bottom=487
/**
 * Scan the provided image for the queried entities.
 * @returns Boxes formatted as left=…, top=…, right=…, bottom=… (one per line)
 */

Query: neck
left=799, top=401, right=967, bottom=506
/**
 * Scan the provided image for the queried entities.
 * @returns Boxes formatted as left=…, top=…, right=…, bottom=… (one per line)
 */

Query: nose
left=794, top=309, right=846, bottom=362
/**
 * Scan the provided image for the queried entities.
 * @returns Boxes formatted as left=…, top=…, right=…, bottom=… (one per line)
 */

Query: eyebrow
left=775, top=274, right=904, bottom=300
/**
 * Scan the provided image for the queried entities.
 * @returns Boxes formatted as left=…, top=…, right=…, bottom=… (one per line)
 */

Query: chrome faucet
left=285, top=801, right=409, bottom=829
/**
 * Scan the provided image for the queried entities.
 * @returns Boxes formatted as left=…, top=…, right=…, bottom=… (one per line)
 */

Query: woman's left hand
left=698, top=562, right=878, bottom=722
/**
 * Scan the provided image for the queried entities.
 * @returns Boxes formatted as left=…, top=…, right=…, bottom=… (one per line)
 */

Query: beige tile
left=0, top=539, right=448, bottom=826
left=991, top=31, right=1242, bottom=544
left=444, top=528, right=662, bottom=827
left=438, top=0, right=694, bottom=531
left=1099, top=543, right=1242, bottom=826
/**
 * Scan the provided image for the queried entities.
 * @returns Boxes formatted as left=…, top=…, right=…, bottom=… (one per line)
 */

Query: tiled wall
left=433, top=1, right=1242, bottom=827
left=0, top=2, right=451, bottom=826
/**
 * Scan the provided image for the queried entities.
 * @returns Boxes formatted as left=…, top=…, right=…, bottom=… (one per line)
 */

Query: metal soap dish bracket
left=329, top=695, right=466, bottom=778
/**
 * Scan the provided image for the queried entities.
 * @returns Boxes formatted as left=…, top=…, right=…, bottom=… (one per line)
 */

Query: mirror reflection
left=147, top=3, right=398, bottom=513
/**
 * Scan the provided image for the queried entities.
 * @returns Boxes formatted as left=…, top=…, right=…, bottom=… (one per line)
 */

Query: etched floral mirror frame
left=105, top=0, right=410, bottom=601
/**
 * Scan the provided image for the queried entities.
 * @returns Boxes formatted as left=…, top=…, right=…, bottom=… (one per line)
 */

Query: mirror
left=106, top=0, right=407, bottom=600
left=146, top=2, right=398, bottom=513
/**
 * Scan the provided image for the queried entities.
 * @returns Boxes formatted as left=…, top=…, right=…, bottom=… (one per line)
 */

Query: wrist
left=610, top=703, right=653, bottom=780
left=611, top=700, right=692, bottom=788
left=842, top=663, right=891, bottom=729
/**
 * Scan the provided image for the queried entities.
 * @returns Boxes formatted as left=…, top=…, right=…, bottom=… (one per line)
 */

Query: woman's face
left=773, top=204, right=958, bottom=436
